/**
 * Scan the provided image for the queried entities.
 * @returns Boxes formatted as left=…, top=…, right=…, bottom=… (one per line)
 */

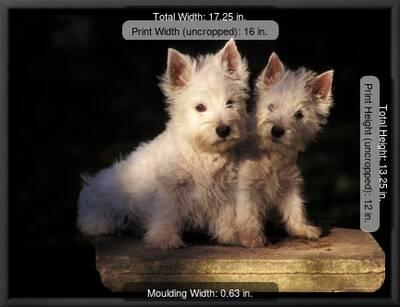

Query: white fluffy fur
left=77, top=39, right=249, bottom=249
left=235, top=52, right=334, bottom=248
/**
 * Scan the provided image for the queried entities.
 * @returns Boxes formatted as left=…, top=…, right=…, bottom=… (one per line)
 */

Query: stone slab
left=95, top=227, right=385, bottom=292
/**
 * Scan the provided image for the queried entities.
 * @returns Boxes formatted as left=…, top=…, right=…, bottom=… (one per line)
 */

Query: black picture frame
left=0, top=0, right=398, bottom=306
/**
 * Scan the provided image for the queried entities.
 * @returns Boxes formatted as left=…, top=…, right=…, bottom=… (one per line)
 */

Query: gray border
left=0, top=0, right=399, bottom=306
left=390, top=0, right=400, bottom=305
left=0, top=0, right=398, bottom=8
left=0, top=1, right=8, bottom=307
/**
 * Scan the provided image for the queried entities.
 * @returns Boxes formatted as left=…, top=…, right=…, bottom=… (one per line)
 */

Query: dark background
left=9, top=9, right=391, bottom=298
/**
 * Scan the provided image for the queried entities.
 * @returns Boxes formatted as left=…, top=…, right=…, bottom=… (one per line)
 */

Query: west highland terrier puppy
left=77, top=39, right=249, bottom=249
left=235, top=52, right=334, bottom=248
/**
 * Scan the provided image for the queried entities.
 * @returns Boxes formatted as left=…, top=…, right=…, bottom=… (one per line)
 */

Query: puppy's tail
left=76, top=171, right=136, bottom=236
left=80, top=172, right=93, bottom=186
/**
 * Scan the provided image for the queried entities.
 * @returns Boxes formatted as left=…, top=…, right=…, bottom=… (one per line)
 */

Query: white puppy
left=77, top=39, right=249, bottom=249
left=236, top=52, right=334, bottom=247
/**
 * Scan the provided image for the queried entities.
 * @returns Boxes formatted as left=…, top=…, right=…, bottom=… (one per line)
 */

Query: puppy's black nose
left=271, top=125, right=285, bottom=138
left=216, top=125, right=231, bottom=138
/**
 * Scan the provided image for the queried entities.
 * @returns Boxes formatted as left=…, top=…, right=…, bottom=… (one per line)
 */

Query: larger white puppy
left=77, top=40, right=249, bottom=249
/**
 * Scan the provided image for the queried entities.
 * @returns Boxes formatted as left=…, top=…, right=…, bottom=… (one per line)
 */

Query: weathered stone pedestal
left=95, top=227, right=384, bottom=292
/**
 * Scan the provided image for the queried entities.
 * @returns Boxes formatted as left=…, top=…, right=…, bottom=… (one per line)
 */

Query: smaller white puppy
left=235, top=52, right=334, bottom=247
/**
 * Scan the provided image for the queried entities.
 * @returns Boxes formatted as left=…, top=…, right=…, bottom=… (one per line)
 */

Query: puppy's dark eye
left=195, top=104, right=206, bottom=112
left=294, top=110, right=304, bottom=120
left=268, top=104, right=275, bottom=112
left=226, top=100, right=234, bottom=108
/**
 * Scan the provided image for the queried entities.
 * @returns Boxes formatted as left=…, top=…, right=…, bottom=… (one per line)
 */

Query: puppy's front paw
left=144, top=233, right=186, bottom=249
left=290, top=225, right=322, bottom=240
left=304, top=225, right=322, bottom=239
left=238, top=232, right=268, bottom=248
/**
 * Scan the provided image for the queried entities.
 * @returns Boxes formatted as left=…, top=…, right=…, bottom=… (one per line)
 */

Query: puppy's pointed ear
left=309, top=70, right=334, bottom=101
left=218, top=38, right=243, bottom=76
left=165, top=48, right=191, bottom=89
left=262, top=52, right=285, bottom=87
left=309, top=70, right=334, bottom=116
